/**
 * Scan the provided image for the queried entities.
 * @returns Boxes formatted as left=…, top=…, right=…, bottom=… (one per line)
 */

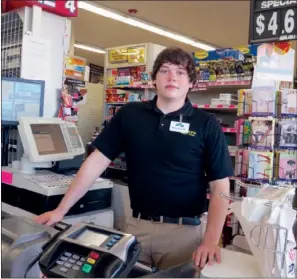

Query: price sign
left=249, top=0, right=297, bottom=44
left=4, top=0, right=78, bottom=17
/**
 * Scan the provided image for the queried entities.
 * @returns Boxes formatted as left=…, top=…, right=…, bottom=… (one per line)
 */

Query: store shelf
left=106, top=103, right=238, bottom=113
left=191, top=80, right=251, bottom=91
left=193, top=104, right=237, bottom=112
left=222, top=127, right=236, bottom=133
left=108, top=80, right=251, bottom=91
left=106, top=102, right=132, bottom=105
left=106, top=84, right=154, bottom=89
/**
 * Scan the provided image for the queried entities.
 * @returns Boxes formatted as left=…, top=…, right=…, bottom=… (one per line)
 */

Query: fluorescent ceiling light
left=78, top=1, right=216, bottom=51
left=74, top=43, right=106, bottom=54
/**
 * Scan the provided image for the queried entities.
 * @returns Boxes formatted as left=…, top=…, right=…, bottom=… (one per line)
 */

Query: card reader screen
left=76, top=229, right=109, bottom=246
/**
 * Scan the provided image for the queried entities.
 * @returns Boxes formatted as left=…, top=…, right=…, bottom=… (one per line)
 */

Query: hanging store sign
left=249, top=0, right=297, bottom=44
left=107, top=45, right=147, bottom=65
left=3, top=0, right=78, bottom=17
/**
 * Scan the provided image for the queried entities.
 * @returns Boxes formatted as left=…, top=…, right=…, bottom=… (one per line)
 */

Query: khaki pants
left=125, top=215, right=203, bottom=270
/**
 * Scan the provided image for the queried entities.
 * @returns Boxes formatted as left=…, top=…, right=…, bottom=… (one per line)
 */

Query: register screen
left=30, top=124, right=68, bottom=155
left=76, top=229, right=109, bottom=246
left=2, top=79, right=44, bottom=123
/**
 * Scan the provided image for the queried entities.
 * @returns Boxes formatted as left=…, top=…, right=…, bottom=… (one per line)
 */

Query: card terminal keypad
left=55, top=250, right=102, bottom=275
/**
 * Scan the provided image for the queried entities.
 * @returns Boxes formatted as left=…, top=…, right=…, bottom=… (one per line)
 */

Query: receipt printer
left=39, top=222, right=141, bottom=278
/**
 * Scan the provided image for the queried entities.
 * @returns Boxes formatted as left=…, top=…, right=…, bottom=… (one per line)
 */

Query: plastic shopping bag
left=229, top=187, right=296, bottom=278
left=267, top=204, right=296, bottom=278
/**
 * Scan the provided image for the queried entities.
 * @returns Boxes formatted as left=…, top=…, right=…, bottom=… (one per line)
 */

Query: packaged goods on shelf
left=252, top=85, right=278, bottom=117
left=237, top=89, right=252, bottom=116
left=274, top=151, right=297, bottom=182
left=211, top=92, right=238, bottom=106
left=105, top=89, right=142, bottom=103
left=219, top=93, right=236, bottom=100
left=235, top=119, right=252, bottom=147
left=247, top=151, right=274, bottom=182
left=279, top=89, right=297, bottom=117
left=211, top=98, right=237, bottom=106
left=277, top=119, right=297, bottom=150
left=107, top=67, right=153, bottom=88
left=193, top=45, right=258, bottom=84
left=234, top=149, right=249, bottom=178
left=250, top=117, right=275, bottom=150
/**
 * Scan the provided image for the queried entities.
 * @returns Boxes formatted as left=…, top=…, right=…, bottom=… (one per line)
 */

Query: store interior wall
left=41, top=13, right=71, bottom=117
left=25, top=9, right=71, bottom=117
left=77, top=83, right=105, bottom=146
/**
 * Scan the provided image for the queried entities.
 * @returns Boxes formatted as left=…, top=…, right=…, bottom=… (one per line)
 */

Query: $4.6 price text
left=253, top=7, right=297, bottom=41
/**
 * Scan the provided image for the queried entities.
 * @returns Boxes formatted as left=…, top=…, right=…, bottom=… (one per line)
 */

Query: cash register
left=2, top=117, right=113, bottom=216
left=2, top=215, right=142, bottom=278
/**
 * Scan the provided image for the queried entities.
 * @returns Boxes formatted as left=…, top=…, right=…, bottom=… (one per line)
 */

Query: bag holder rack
left=220, top=183, right=296, bottom=278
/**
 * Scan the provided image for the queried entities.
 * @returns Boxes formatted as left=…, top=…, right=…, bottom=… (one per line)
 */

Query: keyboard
left=25, top=174, right=73, bottom=188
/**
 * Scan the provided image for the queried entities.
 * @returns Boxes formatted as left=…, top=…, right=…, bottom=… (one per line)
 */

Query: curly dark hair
left=151, top=47, right=197, bottom=84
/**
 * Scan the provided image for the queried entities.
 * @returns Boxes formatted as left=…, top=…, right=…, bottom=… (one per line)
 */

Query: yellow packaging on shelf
left=127, top=46, right=145, bottom=64
left=108, top=48, right=128, bottom=64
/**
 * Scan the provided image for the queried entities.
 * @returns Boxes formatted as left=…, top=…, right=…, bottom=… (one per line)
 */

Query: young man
left=35, top=47, right=233, bottom=271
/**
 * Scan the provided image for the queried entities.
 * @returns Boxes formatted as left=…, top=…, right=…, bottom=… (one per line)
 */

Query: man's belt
left=132, top=210, right=201, bottom=226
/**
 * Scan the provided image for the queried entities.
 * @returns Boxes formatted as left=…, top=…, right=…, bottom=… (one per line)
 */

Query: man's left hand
left=192, top=242, right=221, bottom=269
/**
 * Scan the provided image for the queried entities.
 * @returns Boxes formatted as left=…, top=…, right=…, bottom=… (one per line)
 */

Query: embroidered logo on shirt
left=187, top=131, right=196, bottom=137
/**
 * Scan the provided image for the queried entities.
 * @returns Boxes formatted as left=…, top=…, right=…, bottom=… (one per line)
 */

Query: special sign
left=249, top=0, right=297, bottom=44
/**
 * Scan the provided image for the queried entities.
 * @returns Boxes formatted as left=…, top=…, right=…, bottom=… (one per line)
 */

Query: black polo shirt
left=93, top=97, right=234, bottom=217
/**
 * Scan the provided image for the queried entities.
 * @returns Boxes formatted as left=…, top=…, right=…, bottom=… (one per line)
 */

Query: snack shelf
left=106, top=80, right=251, bottom=91
left=106, top=103, right=239, bottom=114
left=192, top=80, right=251, bottom=91
left=193, top=104, right=237, bottom=112
left=106, top=84, right=155, bottom=89
left=106, top=102, right=134, bottom=105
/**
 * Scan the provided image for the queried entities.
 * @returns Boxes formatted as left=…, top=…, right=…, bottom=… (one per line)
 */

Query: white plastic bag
left=229, top=187, right=296, bottom=278
left=267, top=205, right=296, bottom=278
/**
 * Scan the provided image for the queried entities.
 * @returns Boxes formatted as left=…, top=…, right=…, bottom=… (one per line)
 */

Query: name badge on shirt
left=169, top=121, right=190, bottom=134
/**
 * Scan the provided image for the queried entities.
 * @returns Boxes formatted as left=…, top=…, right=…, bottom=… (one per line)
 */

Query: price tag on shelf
left=249, top=0, right=297, bottom=44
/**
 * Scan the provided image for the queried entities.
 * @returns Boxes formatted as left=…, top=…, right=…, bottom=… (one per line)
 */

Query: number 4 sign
left=65, top=0, right=76, bottom=14
left=3, top=0, right=78, bottom=17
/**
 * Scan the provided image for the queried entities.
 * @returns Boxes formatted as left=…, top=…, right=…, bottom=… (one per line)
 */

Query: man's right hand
left=34, top=209, right=65, bottom=226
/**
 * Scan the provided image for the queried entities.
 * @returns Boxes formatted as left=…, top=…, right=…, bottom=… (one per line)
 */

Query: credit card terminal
left=39, top=222, right=140, bottom=278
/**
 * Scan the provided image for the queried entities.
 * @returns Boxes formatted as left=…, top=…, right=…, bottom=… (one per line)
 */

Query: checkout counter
left=2, top=213, right=263, bottom=278
left=1, top=213, right=153, bottom=278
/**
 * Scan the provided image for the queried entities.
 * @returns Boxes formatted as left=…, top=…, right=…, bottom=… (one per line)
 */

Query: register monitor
left=2, top=77, right=45, bottom=125
left=18, top=117, right=85, bottom=174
